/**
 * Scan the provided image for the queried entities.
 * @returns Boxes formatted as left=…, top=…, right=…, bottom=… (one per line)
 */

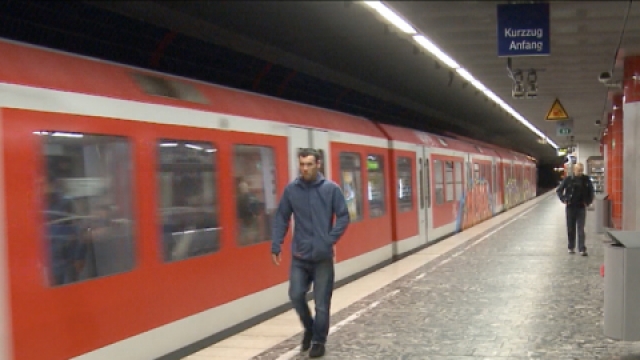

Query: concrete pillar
left=611, top=94, right=624, bottom=229
left=622, top=56, right=640, bottom=230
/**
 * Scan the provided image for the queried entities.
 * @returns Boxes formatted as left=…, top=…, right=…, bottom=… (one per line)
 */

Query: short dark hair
left=298, top=148, right=321, bottom=162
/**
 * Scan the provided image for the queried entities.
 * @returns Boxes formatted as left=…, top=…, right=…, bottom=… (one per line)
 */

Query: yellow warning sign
left=545, top=98, right=570, bottom=121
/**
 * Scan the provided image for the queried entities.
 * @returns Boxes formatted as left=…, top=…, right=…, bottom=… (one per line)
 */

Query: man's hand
left=271, top=253, right=281, bottom=266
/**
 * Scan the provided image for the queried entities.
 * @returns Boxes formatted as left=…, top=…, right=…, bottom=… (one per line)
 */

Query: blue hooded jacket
left=271, top=173, right=350, bottom=262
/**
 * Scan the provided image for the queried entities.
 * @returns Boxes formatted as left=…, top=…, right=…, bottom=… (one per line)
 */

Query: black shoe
left=580, top=251, right=588, bottom=256
left=309, top=343, right=325, bottom=358
left=301, top=331, right=312, bottom=352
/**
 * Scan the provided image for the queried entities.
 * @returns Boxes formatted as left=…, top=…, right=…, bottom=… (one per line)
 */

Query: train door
left=418, top=147, right=431, bottom=242
left=288, top=127, right=330, bottom=181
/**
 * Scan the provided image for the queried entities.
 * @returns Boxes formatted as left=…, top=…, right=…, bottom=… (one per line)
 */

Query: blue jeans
left=566, top=206, right=587, bottom=252
left=289, top=257, right=335, bottom=344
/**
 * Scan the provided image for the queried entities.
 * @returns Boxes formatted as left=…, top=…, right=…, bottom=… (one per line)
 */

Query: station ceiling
left=2, top=1, right=640, bottom=164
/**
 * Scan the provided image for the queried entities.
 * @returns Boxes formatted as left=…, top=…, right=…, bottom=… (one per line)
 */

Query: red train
left=0, top=39, right=537, bottom=360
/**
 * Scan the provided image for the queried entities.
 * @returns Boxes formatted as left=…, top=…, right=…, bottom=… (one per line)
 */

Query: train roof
left=0, top=38, right=540, bottom=162
left=379, top=123, right=535, bottom=164
left=0, top=38, right=385, bottom=139
left=378, top=123, right=488, bottom=155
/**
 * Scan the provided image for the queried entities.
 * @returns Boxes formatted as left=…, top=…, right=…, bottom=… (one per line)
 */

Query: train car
left=372, top=125, right=506, bottom=253
left=0, top=38, right=394, bottom=360
left=0, top=38, right=539, bottom=360
left=499, top=151, right=537, bottom=209
left=441, top=134, right=537, bottom=213
left=465, top=144, right=500, bottom=230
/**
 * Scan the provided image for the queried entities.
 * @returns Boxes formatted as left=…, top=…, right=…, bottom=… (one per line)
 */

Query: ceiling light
left=363, top=2, right=416, bottom=34
left=413, top=35, right=460, bottom=69
left=456, top=68, right=486, bottom=91
left=360, top=1, right=558, bottom=150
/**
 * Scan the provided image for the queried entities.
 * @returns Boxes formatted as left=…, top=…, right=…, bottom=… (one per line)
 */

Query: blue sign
left=497, top=3, right=550, bottom=57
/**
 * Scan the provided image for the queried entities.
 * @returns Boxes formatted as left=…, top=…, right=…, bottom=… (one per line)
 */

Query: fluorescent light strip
left=361, top=1, right=558, bottom=150
left=413, top=35, right=460, bottom=69
left=456, top=68, right=486, bottom=92
left=363, top=1, right=416, bottom=34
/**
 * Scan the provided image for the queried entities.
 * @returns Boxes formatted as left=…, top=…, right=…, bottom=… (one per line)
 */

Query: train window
left=503, top=166, right=508, bottom=191
left=492, top=163, right=497, bottom=194
left=484, top=164, right=493, bottom=193
left=445, top=161, right=454, bottom=202
left=132, top=73, right=208, bottom=104
left=418, top=159, right=424, bottom=210
left=454, top=162, right=463, bottom=201
left=397, top=156, right=413, bottom=212
left=39, top=131, right=135, bottom=287
left=434, top=159, right=444, bottom=205
left=367, top=154, right=386, bottom=217
left=425, top=159, right=431, bottom=208
left=234, top=145, right=278, bottom=246
left=340, top=153, right=363, bottom=221
left=158, top=140, right=220, bottom=262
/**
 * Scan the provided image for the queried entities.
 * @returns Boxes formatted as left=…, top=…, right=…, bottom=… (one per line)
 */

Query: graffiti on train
left=504, top=178, right=531, bottom=209
left=456, top=177, right=533, bottom=231
left=456, top=177, right=494, bottom=232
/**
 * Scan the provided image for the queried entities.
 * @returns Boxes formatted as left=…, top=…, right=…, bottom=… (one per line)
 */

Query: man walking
left=271, top=148, right=350, bottom=358
left=556, top=163, right=595, bottom=256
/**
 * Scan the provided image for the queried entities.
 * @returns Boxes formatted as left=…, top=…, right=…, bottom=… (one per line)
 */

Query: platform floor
left=184, top=192, right=640, bottom=360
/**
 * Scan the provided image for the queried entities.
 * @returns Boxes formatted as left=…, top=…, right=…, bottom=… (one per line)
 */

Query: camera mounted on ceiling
left=507, top=58, right=538, bottom=99
left=598, top=71, right=622, bottom=89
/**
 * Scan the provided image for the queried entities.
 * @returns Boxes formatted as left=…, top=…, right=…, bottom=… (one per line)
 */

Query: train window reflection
left=434, top=160, right=444, bottom=205
left=454, top=161, right=463, bottom=201
left=233, top=145, right=277, bottom=246
left=340, top=153, right=363, bottom=222
left=425, top=159, right=431, bottom=208
left=367, top=154, right=385, bottom=217
left=157, top=139, right=220, bottom=262
left=40, top=131, right=135, bottom=286
left=445, top=161, right=454, bottom=202
left=397, top=156, right=413, bottom=212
